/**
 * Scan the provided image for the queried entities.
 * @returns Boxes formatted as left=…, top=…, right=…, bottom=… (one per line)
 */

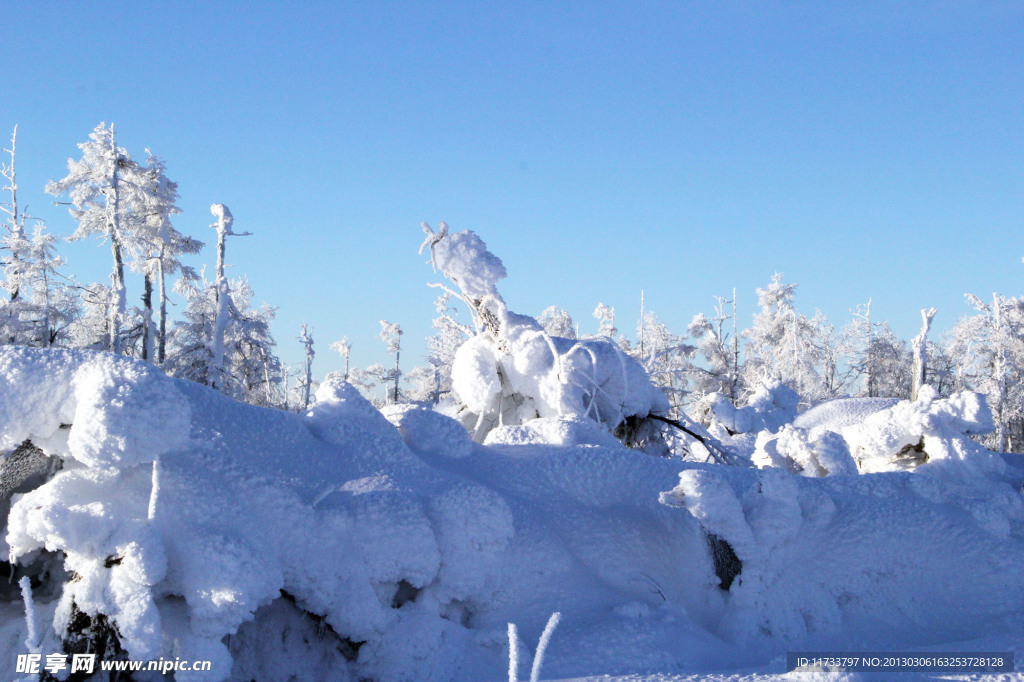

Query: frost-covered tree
left=298, top=324, right=315, bottom=410
left=911, top=307, right=937, bottom=400
left=69, top=283, right=112, bottom=350
left=846, top=299, right=875, bottom=396
left=46, top=123, right=151, bottom=353
left=206, top=204, right=253, bottom=391
left=926, top=338, right=957, bottom=397
left=330, top=336, right=351, bottom=381
left=346, top=365, right=378, bottom=397
left=166, top=275, right=280, bottom=405
left=950, top=294, right=1024, bottom=451
left=0, top=125, right=30, bottom=332
left=1, top=127, right=79, bottom=347
left=133, top=152, right=203, bottom=364
left=742, top=274, right=821, bottom=403
left=164, top=207, right=278, bottom=407
left=538, top=306, right=576, bottom=339
left=810, top=310, right=851, bottom=401
left=843, top=303, right=911, bottom=400
left=629, top=308, right=694, bottom=413
left=417, top=293, right=471, bottom=404
left=593, top=302, right=617, bottom=338
left=379, top=320, right=403, bottom=403
left=688, top=293, right=739, bottom=402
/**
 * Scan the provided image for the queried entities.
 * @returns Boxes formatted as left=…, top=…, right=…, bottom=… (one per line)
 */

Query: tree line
left=4, top=123, right=1023, bottom=452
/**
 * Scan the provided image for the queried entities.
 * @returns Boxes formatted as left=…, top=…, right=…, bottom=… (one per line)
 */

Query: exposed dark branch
left=646, top=413, right=749, bottom=466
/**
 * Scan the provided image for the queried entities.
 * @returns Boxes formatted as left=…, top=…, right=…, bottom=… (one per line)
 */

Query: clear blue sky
left=4, top=1, right=1023, bottom=379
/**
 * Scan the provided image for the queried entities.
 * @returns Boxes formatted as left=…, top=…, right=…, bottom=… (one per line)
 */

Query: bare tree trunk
left=731, top=288, right=738, bottom=403
left=911, top=307, right=937, bottom=400
left=864, top=299, right=874, bottom=397
left=108, top=125, right=125, bottom=354
left=994, top=294, right=1007, bottom=452
left=157, top=256, right=167, bottom=364
left=393, top=349, right=401, bottom=403
left=210, top=205, right=232, bottom=390
left=141, top=274, right=154, bottom=361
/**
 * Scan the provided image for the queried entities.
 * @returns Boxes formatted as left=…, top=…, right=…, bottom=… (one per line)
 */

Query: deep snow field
left=0, top=346, right=1022, bottom=681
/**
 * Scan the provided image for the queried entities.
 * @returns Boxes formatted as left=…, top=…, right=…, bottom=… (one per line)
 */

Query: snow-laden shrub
left=693, top=380, right=800, bottom=438
left=751, top=425, right=857, bottom=477
left=837, top=386, right=997, bottom=473
left=420, top=223, right=667, bottom=443
left=748, top=387, right=997, bottom=476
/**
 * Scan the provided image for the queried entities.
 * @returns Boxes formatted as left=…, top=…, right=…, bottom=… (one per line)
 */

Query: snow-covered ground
left=0, top=346, right=1021, bottom=681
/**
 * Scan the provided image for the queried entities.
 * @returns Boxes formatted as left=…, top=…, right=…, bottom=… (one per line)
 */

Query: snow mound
left=483, top=417, right=623, bottom=448
left=793, top=396, right=899, bottom=432
left=452, top=322, right=668, bottom=441
left=0, top=347, right=190, bottom=466
left=381, top=404, right=475, bottom=459
left=697, top=382, right=800, bottom=437
left=752, top=425, right=857, bottom=477
left=2, top=347, right=1022, bottom=681
left=840, top=387, right=998, bottom=473
left=660, top=463, right=1024, bottom=645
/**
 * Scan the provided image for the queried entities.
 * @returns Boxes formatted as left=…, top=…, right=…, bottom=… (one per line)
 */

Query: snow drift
left=0, top=347, right=1022, bottom=680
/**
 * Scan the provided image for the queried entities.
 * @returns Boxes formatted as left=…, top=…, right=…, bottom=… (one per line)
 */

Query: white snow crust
left=0, top=347, right=1021, bottom=681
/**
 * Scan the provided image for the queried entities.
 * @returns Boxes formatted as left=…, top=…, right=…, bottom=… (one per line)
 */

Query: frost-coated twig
left=507, top=622, right=519, bottom=682
left=645, top=414, right=749, bottom=466
left=148, top=455, right=161, bottom=522
left=530, top=611, right=561, bottom=682
left=20, top=575, right=38, bottom=652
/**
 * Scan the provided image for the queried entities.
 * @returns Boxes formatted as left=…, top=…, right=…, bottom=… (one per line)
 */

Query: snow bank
left=0, top=348, right=712, bottom=680
left=660, top=462, right=1024, bottom=646
left=1, top=347, right=1021, bottom=681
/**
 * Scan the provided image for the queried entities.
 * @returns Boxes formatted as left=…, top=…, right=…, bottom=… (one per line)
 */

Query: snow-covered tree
left=592, top=302, right=617, bottom=338
left=950, top=294, right=1024, bottom=451
left=298, top=324, right=315, bottom=410
left=630, top=308, right=694, bottom=413
left=843, top=302, right=911, bottom=400
left=330, top=336, right=351, bottom=381
left=46, top=123, right=151, bottom=353
left=538, top=306, right=576, bottom=339
left=133, top=152, right=203, bottom=364
left=419, top=222, right=668, bottom=444
left=68, top=283, right=111, bottom=350
left=206, top=203, right=254, bottom=392
left=911, top=307, right=937, bottom=400
left=845, top=299, right=876, bottom=396
left=379, top=320, right=403, bottom=403
left=416, top=292, right=472, bottom=404
left=166, top=274, right=280, bottom=405
left=809, top=310, right=851, bottom=401
left=742, top=274, right=821, bottom=403
left=688, top=293, right=739, bottom=402
left=1, top=127, right=79, bottom=347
